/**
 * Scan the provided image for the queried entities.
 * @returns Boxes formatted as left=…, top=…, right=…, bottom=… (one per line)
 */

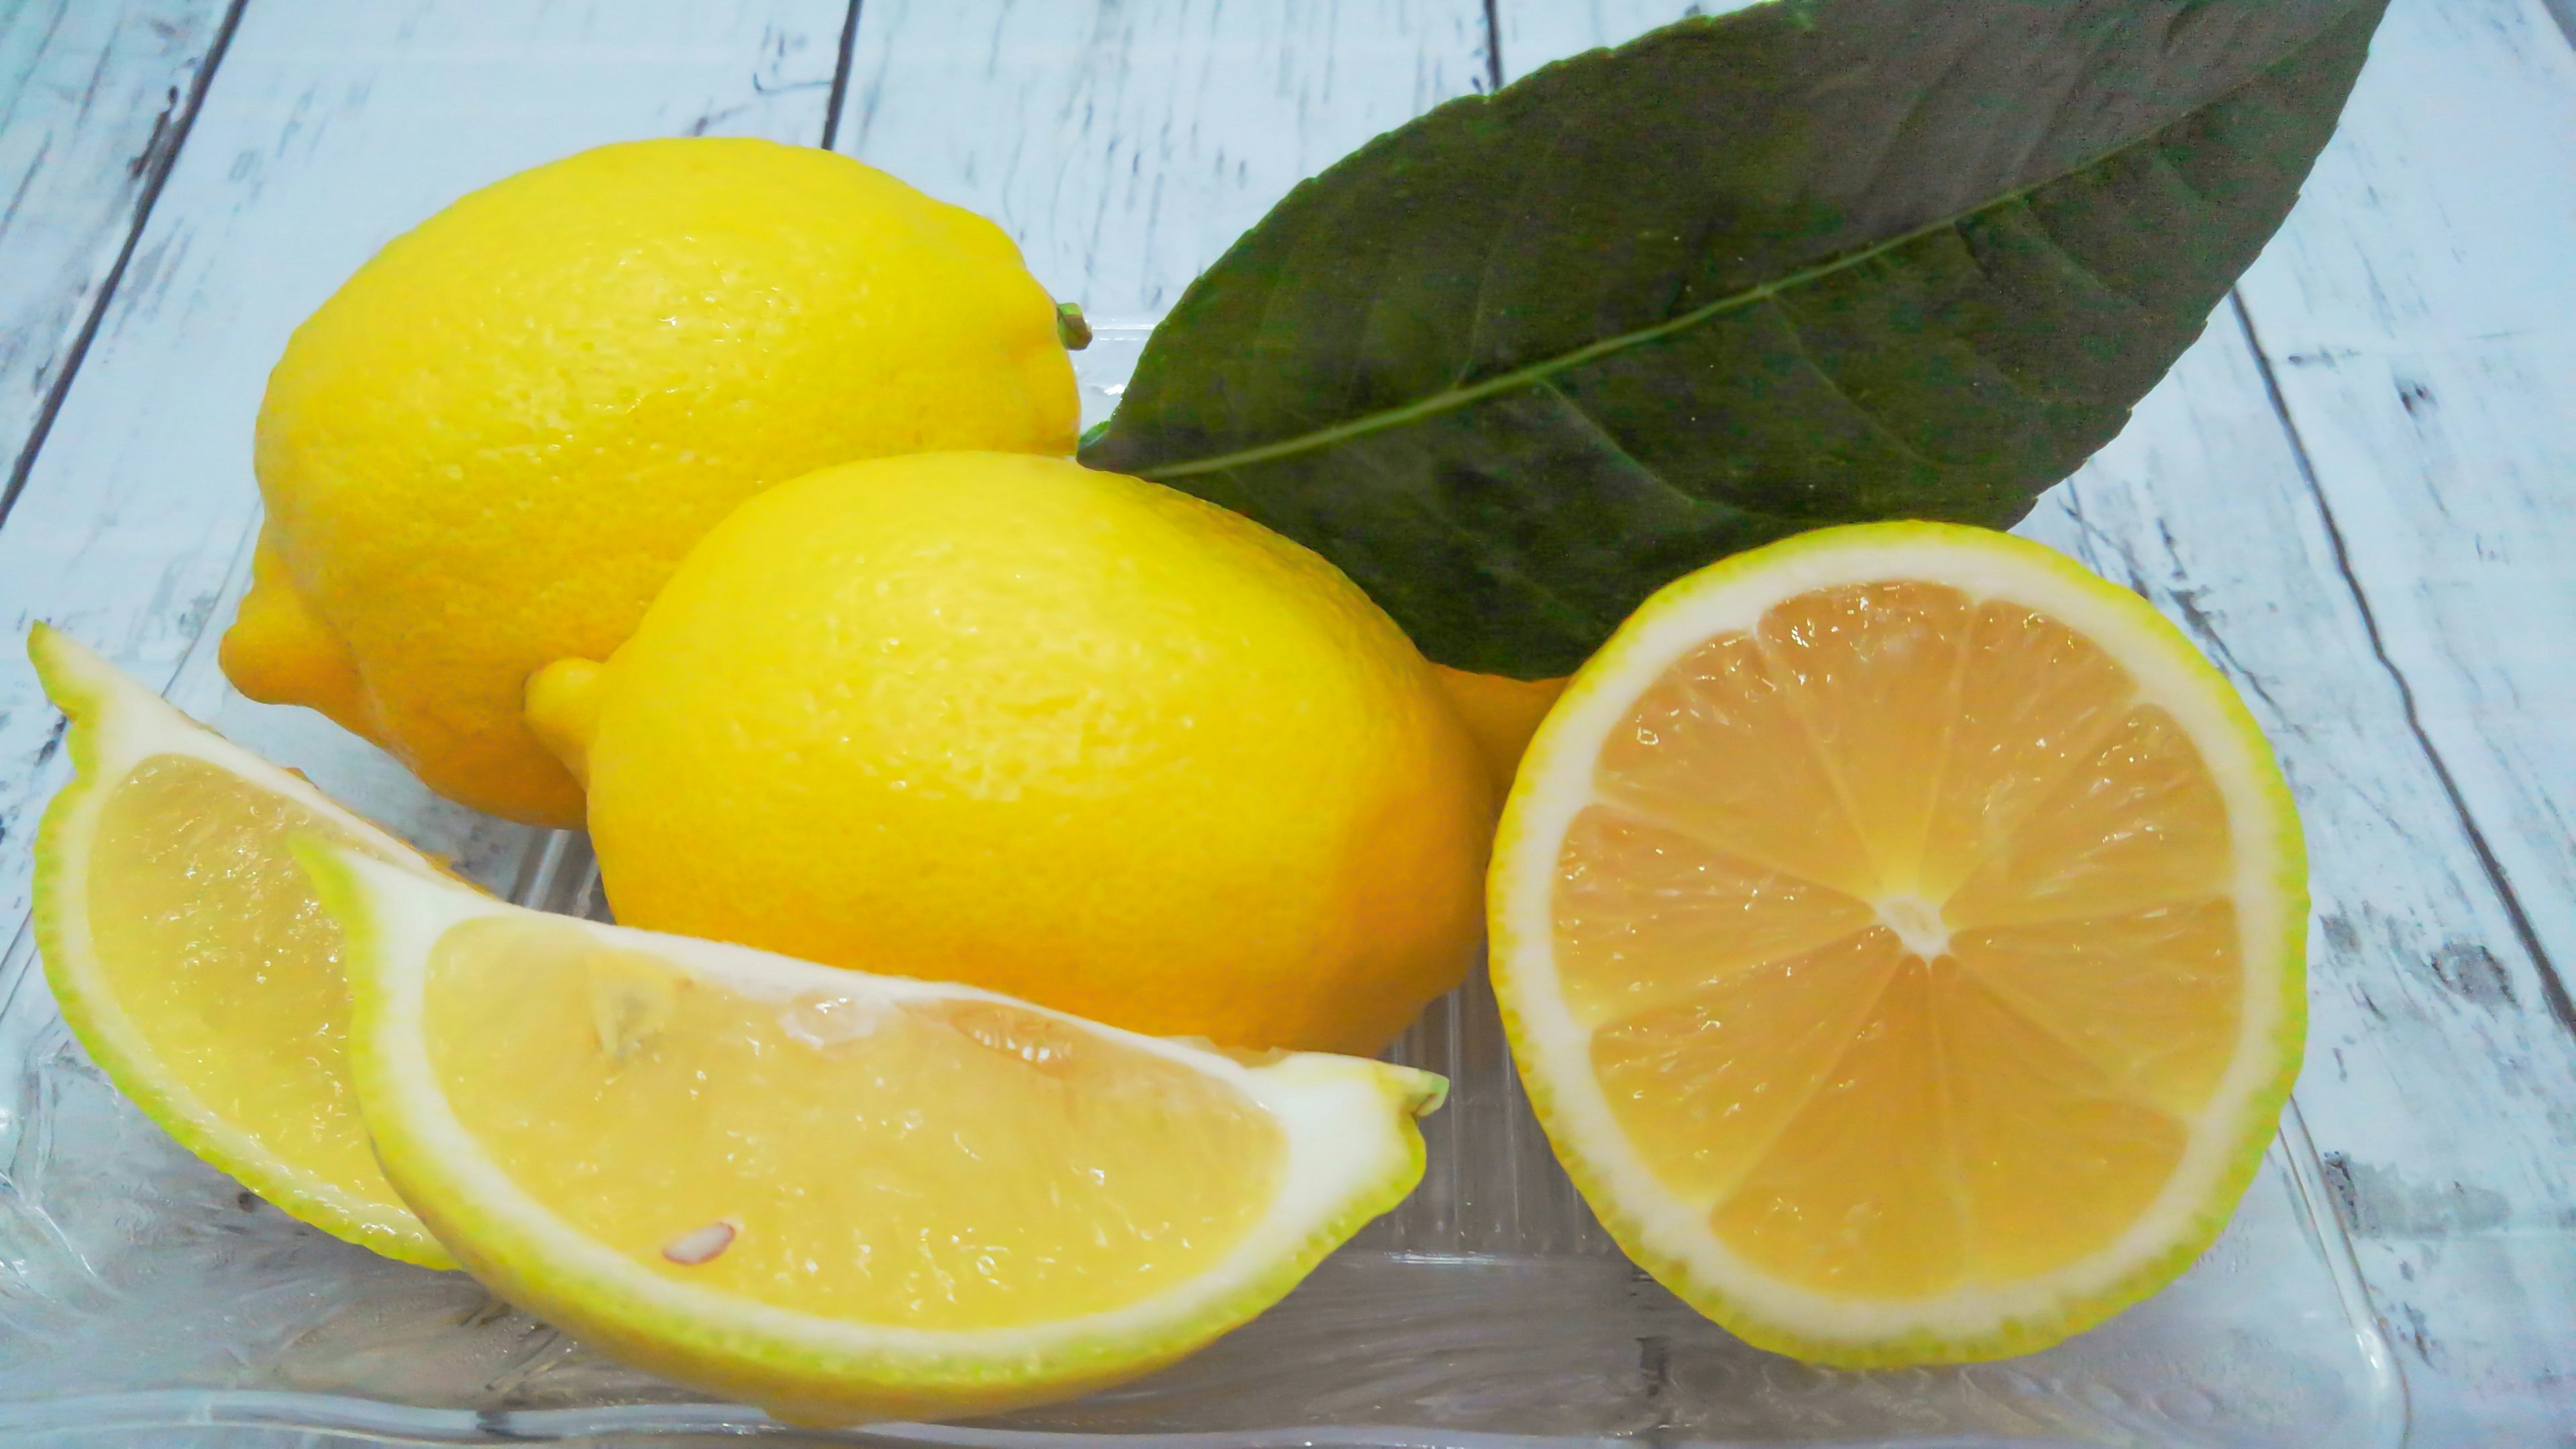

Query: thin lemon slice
left=26, top=625, right=451, bottom=1266
left=301, top=845, right=1443, bottom=1424
left=1489, top=523, right=2305, bottom=1366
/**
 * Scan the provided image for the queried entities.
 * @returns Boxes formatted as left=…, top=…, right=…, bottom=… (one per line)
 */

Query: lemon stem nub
left=525, top=657, right=608, bottom=790
left=1056, top=302, right=1091, bottom=351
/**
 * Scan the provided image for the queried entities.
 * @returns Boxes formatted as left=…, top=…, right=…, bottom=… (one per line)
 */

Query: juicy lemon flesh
left=1558, top=582, right=2241, bottom=1301
left=87, top=755, right=410, bottom=1211
left=422, top=915, right=1287, bottom=1330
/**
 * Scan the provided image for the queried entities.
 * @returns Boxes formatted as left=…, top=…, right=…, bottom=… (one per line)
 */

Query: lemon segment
left=27, top=625, right=451, bottom=1267
left=1490, top=522, right=2306, bottom=1366
left=307, top=847, right=1442, bottom=1423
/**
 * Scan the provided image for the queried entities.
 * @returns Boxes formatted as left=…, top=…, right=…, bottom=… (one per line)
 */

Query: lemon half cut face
left=1489, top=522, right=2306, bottom=1366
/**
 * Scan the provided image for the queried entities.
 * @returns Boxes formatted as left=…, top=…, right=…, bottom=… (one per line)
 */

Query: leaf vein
left=1531, top=378, right=1696, bottom=508
left=1130, top=7, right=2361, bottom=488
left=1762, top=294, right=1945, bottom=472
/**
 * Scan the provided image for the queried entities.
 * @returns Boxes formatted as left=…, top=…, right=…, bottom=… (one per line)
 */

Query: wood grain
left=2022, top=325, right=2576, bottom=1446
left=0, top=0, right=228, bottom=495
left=2227, top=2, right=2576, bottom=1429
left=2237, top=0, right=2576, bottom=1035
left=834, top=0, right=1492, bottom=323
left=0, top=0, right=2563, bottom=1439
left=0, top=0, right=849, bottom=977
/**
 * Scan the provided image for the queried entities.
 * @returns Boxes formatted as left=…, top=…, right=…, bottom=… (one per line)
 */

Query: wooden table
left=0, top=1, right=2569, bottom=1443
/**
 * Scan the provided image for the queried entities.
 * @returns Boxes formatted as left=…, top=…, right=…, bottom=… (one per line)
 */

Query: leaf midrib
left=1129, top=45, right=2290, bottom=485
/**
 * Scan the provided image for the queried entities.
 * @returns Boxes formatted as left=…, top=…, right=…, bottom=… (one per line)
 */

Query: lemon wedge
left=299, top=844, right=1442, bottom=1423
left=1489, top=523, right=2306, bottom=1366
left=27, top=624, right=451, bottom=1266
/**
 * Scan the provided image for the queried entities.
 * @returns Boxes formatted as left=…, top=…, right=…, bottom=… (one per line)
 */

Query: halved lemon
left=1489, top=523, right=2305, bottom=1366
left=301, top=844, right=1444, bottom=1424
left=27, top=624, right=451, bottom=1266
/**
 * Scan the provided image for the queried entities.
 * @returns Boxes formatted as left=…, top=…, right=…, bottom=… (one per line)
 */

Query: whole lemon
left=525, top=453, right=1494, bottom=1056
left=221, top=138, right=1077, bottom=826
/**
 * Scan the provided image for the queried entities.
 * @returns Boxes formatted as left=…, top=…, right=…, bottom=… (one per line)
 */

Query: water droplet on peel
left=936, top=1002, right=1085, bottom=1075
left=782, top=994, right=888, bottom=1049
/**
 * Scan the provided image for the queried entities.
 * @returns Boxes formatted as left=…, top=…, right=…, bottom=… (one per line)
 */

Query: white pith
left=331, top=849, right=1436, bottom=1376
left=1872, top=894, right=1952, bottom=961
left=1491, top=531, right=2300, bottom=1346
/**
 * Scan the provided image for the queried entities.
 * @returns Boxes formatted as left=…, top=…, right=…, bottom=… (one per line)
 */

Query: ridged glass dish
left=0, top=325, right=2406, bottom=1447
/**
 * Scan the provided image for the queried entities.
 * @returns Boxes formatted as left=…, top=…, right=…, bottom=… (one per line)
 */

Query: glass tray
left=0, top=325, right=2407, bottom=1447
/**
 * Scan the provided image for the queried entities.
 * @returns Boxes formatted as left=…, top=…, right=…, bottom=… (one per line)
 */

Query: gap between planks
left=820, top=0, right=863, bottom=150
left=1, top=1, right=2563, bottom=1434
left=2231, top=290, right=2576, bottom=1042
left=5, top=0, right=873, bottom=539
left=0, top=0, right=246, bottom=531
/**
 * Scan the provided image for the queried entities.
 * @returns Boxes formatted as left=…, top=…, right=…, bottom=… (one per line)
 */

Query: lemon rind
left=25, top=624, right=455, bottom=1269
left=309, top=845, right=1440, bottom=1419
left=1487, top=521, right=2308, bottom=1366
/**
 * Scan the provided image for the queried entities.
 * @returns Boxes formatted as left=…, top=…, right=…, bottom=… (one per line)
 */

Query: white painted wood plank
left=1493, top=0, right=1758, bottom=76
left=0, top=0, right=2553, bottom=1437
left=0, top=0, right=849, bottom=959
left=0, top=0, right=226, bottom=473
left=1497, top=3, right=2576, bottom=1440
left=2222, top=7, right=2576, bottom=1429
left=2023, top=327, right=2576, bottom=1447
left=834, top=0, right=1493, bottom=335
left=2235, top=0, right=2576, bottom=1057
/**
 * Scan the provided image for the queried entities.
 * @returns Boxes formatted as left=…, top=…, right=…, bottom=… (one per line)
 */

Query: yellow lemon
left=222, top=138, right=1077, bottom=826
left=305, top=845, right=1442, bottom=1424
left=1489, top=523, right=2306, bottom=1365
left=27, top=625, right=449, bottom=1266
left=526, top=452, right=1494, bottom=1056
left=1428, top=664, right=1567, bottom=795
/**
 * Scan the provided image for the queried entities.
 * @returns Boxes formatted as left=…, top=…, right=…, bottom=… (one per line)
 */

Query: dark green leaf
left=1081, top=0, right=2390, bottom=677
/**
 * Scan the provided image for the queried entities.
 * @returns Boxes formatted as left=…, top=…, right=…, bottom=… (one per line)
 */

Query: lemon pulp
left=423, top=915, right=1287, bottom=1329
left=32, top=622, right=449, bottom=1265
left=87, top=755, right=393, bottom=1201
left=1555, top=579, right=2246, bottom=1301
left=320, top=845, right=1442, bottom=1420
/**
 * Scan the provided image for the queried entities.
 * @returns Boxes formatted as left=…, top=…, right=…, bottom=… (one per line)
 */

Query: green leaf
left=1080, top=0, right=2390, bottom=678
